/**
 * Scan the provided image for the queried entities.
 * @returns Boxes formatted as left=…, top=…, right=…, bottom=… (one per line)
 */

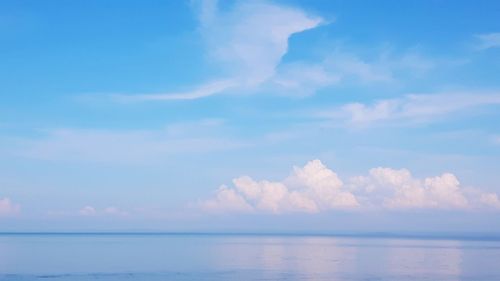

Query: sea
left=0, top=233, right=499, bottom=281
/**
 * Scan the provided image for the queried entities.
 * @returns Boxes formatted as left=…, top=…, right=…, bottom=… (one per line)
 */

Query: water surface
left=1, top=233, right=499, bottom=280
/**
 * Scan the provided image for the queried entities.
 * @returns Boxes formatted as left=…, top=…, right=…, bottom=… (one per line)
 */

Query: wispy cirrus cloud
left=201, top=159, right=500, bottom=214
left=112, top=80, right=237, bottom=102
left=108, top=1, right=441, bottom=101
left=192, top=1, right=441, bottom=99
left=79, top=206, right=128, bottom=217
left=3, top=119, right=245, bottom=164
left=475, top=32, right=500, bottom=50
left=197, top=0, right=322, bottom=86
left=317, top=91, right=500, bottom=127
left=115, top=0, right=323, bottom=101
left=47, top=206, right=130, bottom=217
left=271, top=49, right=437, bottom=96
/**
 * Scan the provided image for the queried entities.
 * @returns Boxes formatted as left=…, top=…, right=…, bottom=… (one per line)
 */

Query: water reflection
left=386, top=239, right=463, bottom=280
left=0, top=234, right=499, bottom=281
left=213, top=236, right=477, bottom=280
left=290, top=237, right=357, bottom=281
left=215, top=236, right=358, bottom=280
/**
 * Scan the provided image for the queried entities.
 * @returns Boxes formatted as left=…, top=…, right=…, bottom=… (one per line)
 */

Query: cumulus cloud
left=475, top=32, right=500, bottom=50
left=0, top=197, right=20, bottom=217
left=201, top=160, right=500, bottom=214
left=319, top=91, right=500, bottom=126
left=203, top=185, right=255, bottom=212
left=356, top=168, right=469, bottom=209
left=479, top=193, right=500, bottom=208
left=286, top=160, right=359, bottom=209
left=201, top=159, right=360, bottom=214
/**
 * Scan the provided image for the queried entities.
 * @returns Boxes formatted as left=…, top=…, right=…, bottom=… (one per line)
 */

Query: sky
left=1, top=0, right=500, bottom=233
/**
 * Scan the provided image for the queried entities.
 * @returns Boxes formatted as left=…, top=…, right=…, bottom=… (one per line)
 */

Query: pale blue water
left=1, top=233, right=500, bottom=281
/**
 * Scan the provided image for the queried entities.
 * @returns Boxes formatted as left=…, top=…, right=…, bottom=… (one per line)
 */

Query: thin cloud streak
left=5, top=123, right=247, bottom=164
left=318, top=91, right=500, bottom=127
left=112, top=80, right=237, bottom=102
left=475, top=32, right=500, bottom=50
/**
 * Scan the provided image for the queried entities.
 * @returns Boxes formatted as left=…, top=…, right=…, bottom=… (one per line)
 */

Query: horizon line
left=1, top=231, right=500, bottom=241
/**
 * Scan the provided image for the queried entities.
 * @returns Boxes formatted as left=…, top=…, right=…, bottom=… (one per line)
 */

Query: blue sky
left=1, top=0, right=500, bottom=232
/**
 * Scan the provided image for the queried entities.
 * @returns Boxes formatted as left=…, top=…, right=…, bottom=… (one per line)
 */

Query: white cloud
left=10, top=124, right=245, bottom=164
left=202, top=185, right=254, bottom=212
left=233, top=176, right=290, bottom=213
left=79, top=206, right=129, bottom=217
left=323, top=52, right=394, bottom=83
left=201, top=159, right=500, bottom=214
left=118, top=0, right=322, bottom=101
left=320, top=91, right=500, bottom=126
left=107, top=1, right=439, bottom=101
left=350, top=167, right=500, bottom=210
left=113, top=80, right=237, bottom=102
left=47, top=206, right=130, bottom=217
left=103, top=206, right=129, bottom=216
left=361, top=168, right=468, bottom=209
left=475, top=32, right=500, bottom=50
left=269, top=48, right=438, bottom=97
left=79, top=206, right=96, bottom=216
left=199, top=1, right=322, bottom=86
left=286, top=159, right=359, bottom=209
left=0, top=197, right=20, bottom=217
left=201, top=159, right=359, bottom=214
left=479, top=193, right=500, bottom=208
left=272, top=63, right=341, bottom=96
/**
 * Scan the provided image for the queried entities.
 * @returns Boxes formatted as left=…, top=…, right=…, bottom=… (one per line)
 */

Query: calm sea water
left=0, top=233, right=499, bottom=281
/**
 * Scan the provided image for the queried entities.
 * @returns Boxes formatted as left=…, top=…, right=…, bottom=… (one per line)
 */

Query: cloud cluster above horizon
left=202, top=160, right=500, bottom=214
